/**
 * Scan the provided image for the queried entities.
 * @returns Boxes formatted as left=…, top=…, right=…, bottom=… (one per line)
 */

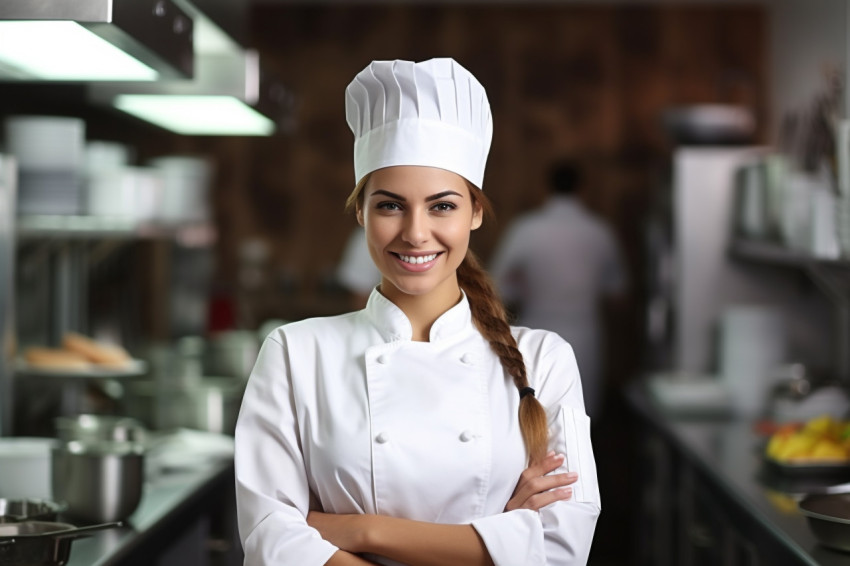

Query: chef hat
left=345, top=58, right=493, bottom=189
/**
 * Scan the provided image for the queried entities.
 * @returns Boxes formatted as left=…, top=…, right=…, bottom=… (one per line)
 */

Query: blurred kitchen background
left=1, top=0, right=850, bottom=565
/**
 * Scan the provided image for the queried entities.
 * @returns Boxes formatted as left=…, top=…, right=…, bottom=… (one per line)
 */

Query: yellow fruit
left=808, top=439, right=848, bottom=461
left=766, top=433, right=788, bottom=459
left=774, top=432, right=820, bottom=461
left=803, top=415, right=839, bottom=440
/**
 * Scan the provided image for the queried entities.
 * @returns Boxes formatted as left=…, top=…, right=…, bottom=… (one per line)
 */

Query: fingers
left=505, top=451, right=579, bottom=512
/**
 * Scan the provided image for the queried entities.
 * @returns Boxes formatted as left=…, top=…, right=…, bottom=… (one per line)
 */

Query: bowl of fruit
left=764, top=415, right=850, bottom=479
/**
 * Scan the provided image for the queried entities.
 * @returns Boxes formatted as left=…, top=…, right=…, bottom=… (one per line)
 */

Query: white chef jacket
left=235, top=289, right=600, bottom=566
left=490, top=196, right=627, bottom=418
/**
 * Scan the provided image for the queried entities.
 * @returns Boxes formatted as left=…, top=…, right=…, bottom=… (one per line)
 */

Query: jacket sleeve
left=471, top=335, right=601, bottom=566
left=234, top=334, right=339, bottom=566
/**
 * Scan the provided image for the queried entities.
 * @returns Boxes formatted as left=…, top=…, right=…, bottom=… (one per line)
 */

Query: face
left=357, top=166, right=483, bottom=306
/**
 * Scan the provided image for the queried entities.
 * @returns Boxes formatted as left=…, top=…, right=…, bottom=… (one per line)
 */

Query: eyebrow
left=370, top=189, right=464, bottom=202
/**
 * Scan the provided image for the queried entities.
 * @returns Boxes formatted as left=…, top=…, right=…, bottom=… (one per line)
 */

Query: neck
left=379, top=277, right=462, bottom=342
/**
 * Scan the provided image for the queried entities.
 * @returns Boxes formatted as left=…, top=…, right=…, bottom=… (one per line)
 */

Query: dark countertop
left=626, top=381, right=850, bottom=566
left=65, top=458, right=234, bottom=566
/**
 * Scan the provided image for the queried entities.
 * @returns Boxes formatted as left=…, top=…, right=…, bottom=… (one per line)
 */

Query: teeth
left=399, top=253, right=437, bottom=264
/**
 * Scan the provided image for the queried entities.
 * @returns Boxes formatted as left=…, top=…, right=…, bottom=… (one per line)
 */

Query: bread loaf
left=25, top=347, right=91, bottom=370
left=62, top=332, right=131, bottom=366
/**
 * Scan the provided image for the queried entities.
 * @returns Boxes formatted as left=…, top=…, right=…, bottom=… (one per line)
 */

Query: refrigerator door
left=0, top=155, right=17, bottom=435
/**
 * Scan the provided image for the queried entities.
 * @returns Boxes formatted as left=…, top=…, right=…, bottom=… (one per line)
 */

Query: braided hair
left=346, top=176, right=550, bottom=463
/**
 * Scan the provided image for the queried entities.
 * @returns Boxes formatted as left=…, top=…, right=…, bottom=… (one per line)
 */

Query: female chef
left=234, top=58, right=601, bottom=566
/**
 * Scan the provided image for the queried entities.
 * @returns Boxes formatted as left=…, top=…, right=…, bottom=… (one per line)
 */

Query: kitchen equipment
left=86, top=166, right=163, bottom=221
left=0, top=520, right=121, bottom=566
left=0, top=154, right=16, bottom=435
left=4, top=116, right=85, bottom=216
left=733, top=160, right=770, bottom=239
left=0, top=499, right=64, bottom=524
left=662, top=105, right=756, bottom=145
left=798, top=493, right=850, bottom=552
left=205, top=330, right=260, bottom=380
left=54, top=414, right=147, bottom=445
left=148, top=155, right=213, bottom=223
left=0, top=438, right=57, bottom=500
left=719, top=305, right=786, bottom=417
left=126, top=378, right=246, bottom=435
left=51, top=440, right=144, bottom=523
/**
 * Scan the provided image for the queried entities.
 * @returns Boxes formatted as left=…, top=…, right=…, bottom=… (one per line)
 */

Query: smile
left=397, top=253, right=438, bottom=265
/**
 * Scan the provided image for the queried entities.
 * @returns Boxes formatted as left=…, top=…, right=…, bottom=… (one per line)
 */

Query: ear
left=356, top=205, right=365, bottom=227
left=471, top=202, right=483, bottom=231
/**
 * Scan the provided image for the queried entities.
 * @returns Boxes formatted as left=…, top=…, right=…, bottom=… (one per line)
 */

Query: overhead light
left=0, top=0, right=193, bottom=81
left=90, top=2, right=294, bottom=136
left=114, top=94, right=275, bottom=136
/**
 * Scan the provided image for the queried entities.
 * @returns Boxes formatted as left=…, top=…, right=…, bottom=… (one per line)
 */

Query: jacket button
left=460, top=353, right=474, bottom=365
left=376, top=354, right=389, bottom=364
left=459, top=430, right=474, bottom=442
left=375, top=432, right=389, bottom=444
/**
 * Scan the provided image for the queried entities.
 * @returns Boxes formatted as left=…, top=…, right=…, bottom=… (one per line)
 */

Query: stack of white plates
left=148, top=155, right=213, bottom=224
left=85, top=140, right=131, bottom=177
left=4, top=116, right=85, bottom=215
left=87, top=166, right=164, bottom=221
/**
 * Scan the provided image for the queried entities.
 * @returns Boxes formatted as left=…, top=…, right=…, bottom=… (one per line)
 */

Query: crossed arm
left=310, top=452, right=576, bottom=566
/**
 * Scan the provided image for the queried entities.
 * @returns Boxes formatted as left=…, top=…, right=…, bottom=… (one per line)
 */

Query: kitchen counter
left=626, top=380, right=849, bottom=566
left=65, top=457, right=240, bottom=566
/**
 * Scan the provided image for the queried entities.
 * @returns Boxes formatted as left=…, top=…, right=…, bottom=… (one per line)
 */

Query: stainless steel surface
left=628, top=382, right=849, bottom=566
left=51, top=441, right=144, bottom=523
left=0, top=0, right=194, bottom=80
left=0, top=155, right=16, bottom=435
left=0, top=499, right=64, bottom=523
left=671, top=148, right=832, bottom=376
left=798, top=494, right=850, bottom=552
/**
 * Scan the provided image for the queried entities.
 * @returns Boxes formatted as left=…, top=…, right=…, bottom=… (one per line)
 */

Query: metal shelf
left=728, top=239, right=850, bottom=269
left=17, top=215, right=216, bottom=246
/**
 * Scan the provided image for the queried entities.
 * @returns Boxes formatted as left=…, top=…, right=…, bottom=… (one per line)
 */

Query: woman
left=235, top=58, right=601, bottom=566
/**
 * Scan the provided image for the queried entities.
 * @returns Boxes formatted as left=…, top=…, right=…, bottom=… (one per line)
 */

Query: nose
left=402, top=209, right=428, bottom=246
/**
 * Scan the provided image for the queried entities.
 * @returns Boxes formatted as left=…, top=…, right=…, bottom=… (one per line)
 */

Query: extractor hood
left=0, top=0, right=194, bottom=81
left=89, top=0, right=295, bottom=136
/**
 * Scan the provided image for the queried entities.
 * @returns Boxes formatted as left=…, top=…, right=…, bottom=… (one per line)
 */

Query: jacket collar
left=365, top=287, right=474, bottom=343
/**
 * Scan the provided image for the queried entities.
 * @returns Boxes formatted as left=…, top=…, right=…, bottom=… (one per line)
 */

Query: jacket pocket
left=553, top=406, right=600, bottom=506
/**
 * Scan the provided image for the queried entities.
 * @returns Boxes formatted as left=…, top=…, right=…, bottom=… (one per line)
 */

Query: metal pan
left=798, top=493, right=850, bottom=552
left=0, top=520, right=122, bottom=566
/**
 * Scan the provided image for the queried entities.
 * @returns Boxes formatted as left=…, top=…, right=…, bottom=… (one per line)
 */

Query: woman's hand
left=308, top=511, right=372, bottom=553
left=505, top=451, right=577, bottom=512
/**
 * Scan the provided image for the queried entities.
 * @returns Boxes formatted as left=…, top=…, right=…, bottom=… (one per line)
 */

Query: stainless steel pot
left=54, top=414, right=147, bottom=445
left=0, top=499, right=65, bottom=524
left=51, top=441, right=144, bottom=523
left=0, top=520, right=121, bottom=566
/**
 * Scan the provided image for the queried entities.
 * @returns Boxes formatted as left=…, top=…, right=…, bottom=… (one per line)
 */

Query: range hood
left=0, top=0, right=193, bottom=81
left=89, top=0, right=294, bottom=136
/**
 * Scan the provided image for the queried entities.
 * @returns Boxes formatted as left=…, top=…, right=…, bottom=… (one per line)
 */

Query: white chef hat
left=345, top=58, right=493, bottom=189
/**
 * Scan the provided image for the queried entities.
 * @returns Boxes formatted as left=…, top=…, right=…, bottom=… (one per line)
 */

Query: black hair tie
left=519, top=386, right=535, bottom=400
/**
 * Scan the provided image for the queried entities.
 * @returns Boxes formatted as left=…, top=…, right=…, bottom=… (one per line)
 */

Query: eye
left=431, top=202, right=457, bottom=213
left=376, top=201, right=402, bottom=211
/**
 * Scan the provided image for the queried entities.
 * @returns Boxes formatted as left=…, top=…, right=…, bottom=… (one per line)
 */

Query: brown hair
left=347, top=176, right=550, bottom=463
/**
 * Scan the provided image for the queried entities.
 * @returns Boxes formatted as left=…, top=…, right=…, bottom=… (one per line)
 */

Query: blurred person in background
left=490, top=159, right=628, bottom=420
left=336, top=226, right=381, bottom=309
